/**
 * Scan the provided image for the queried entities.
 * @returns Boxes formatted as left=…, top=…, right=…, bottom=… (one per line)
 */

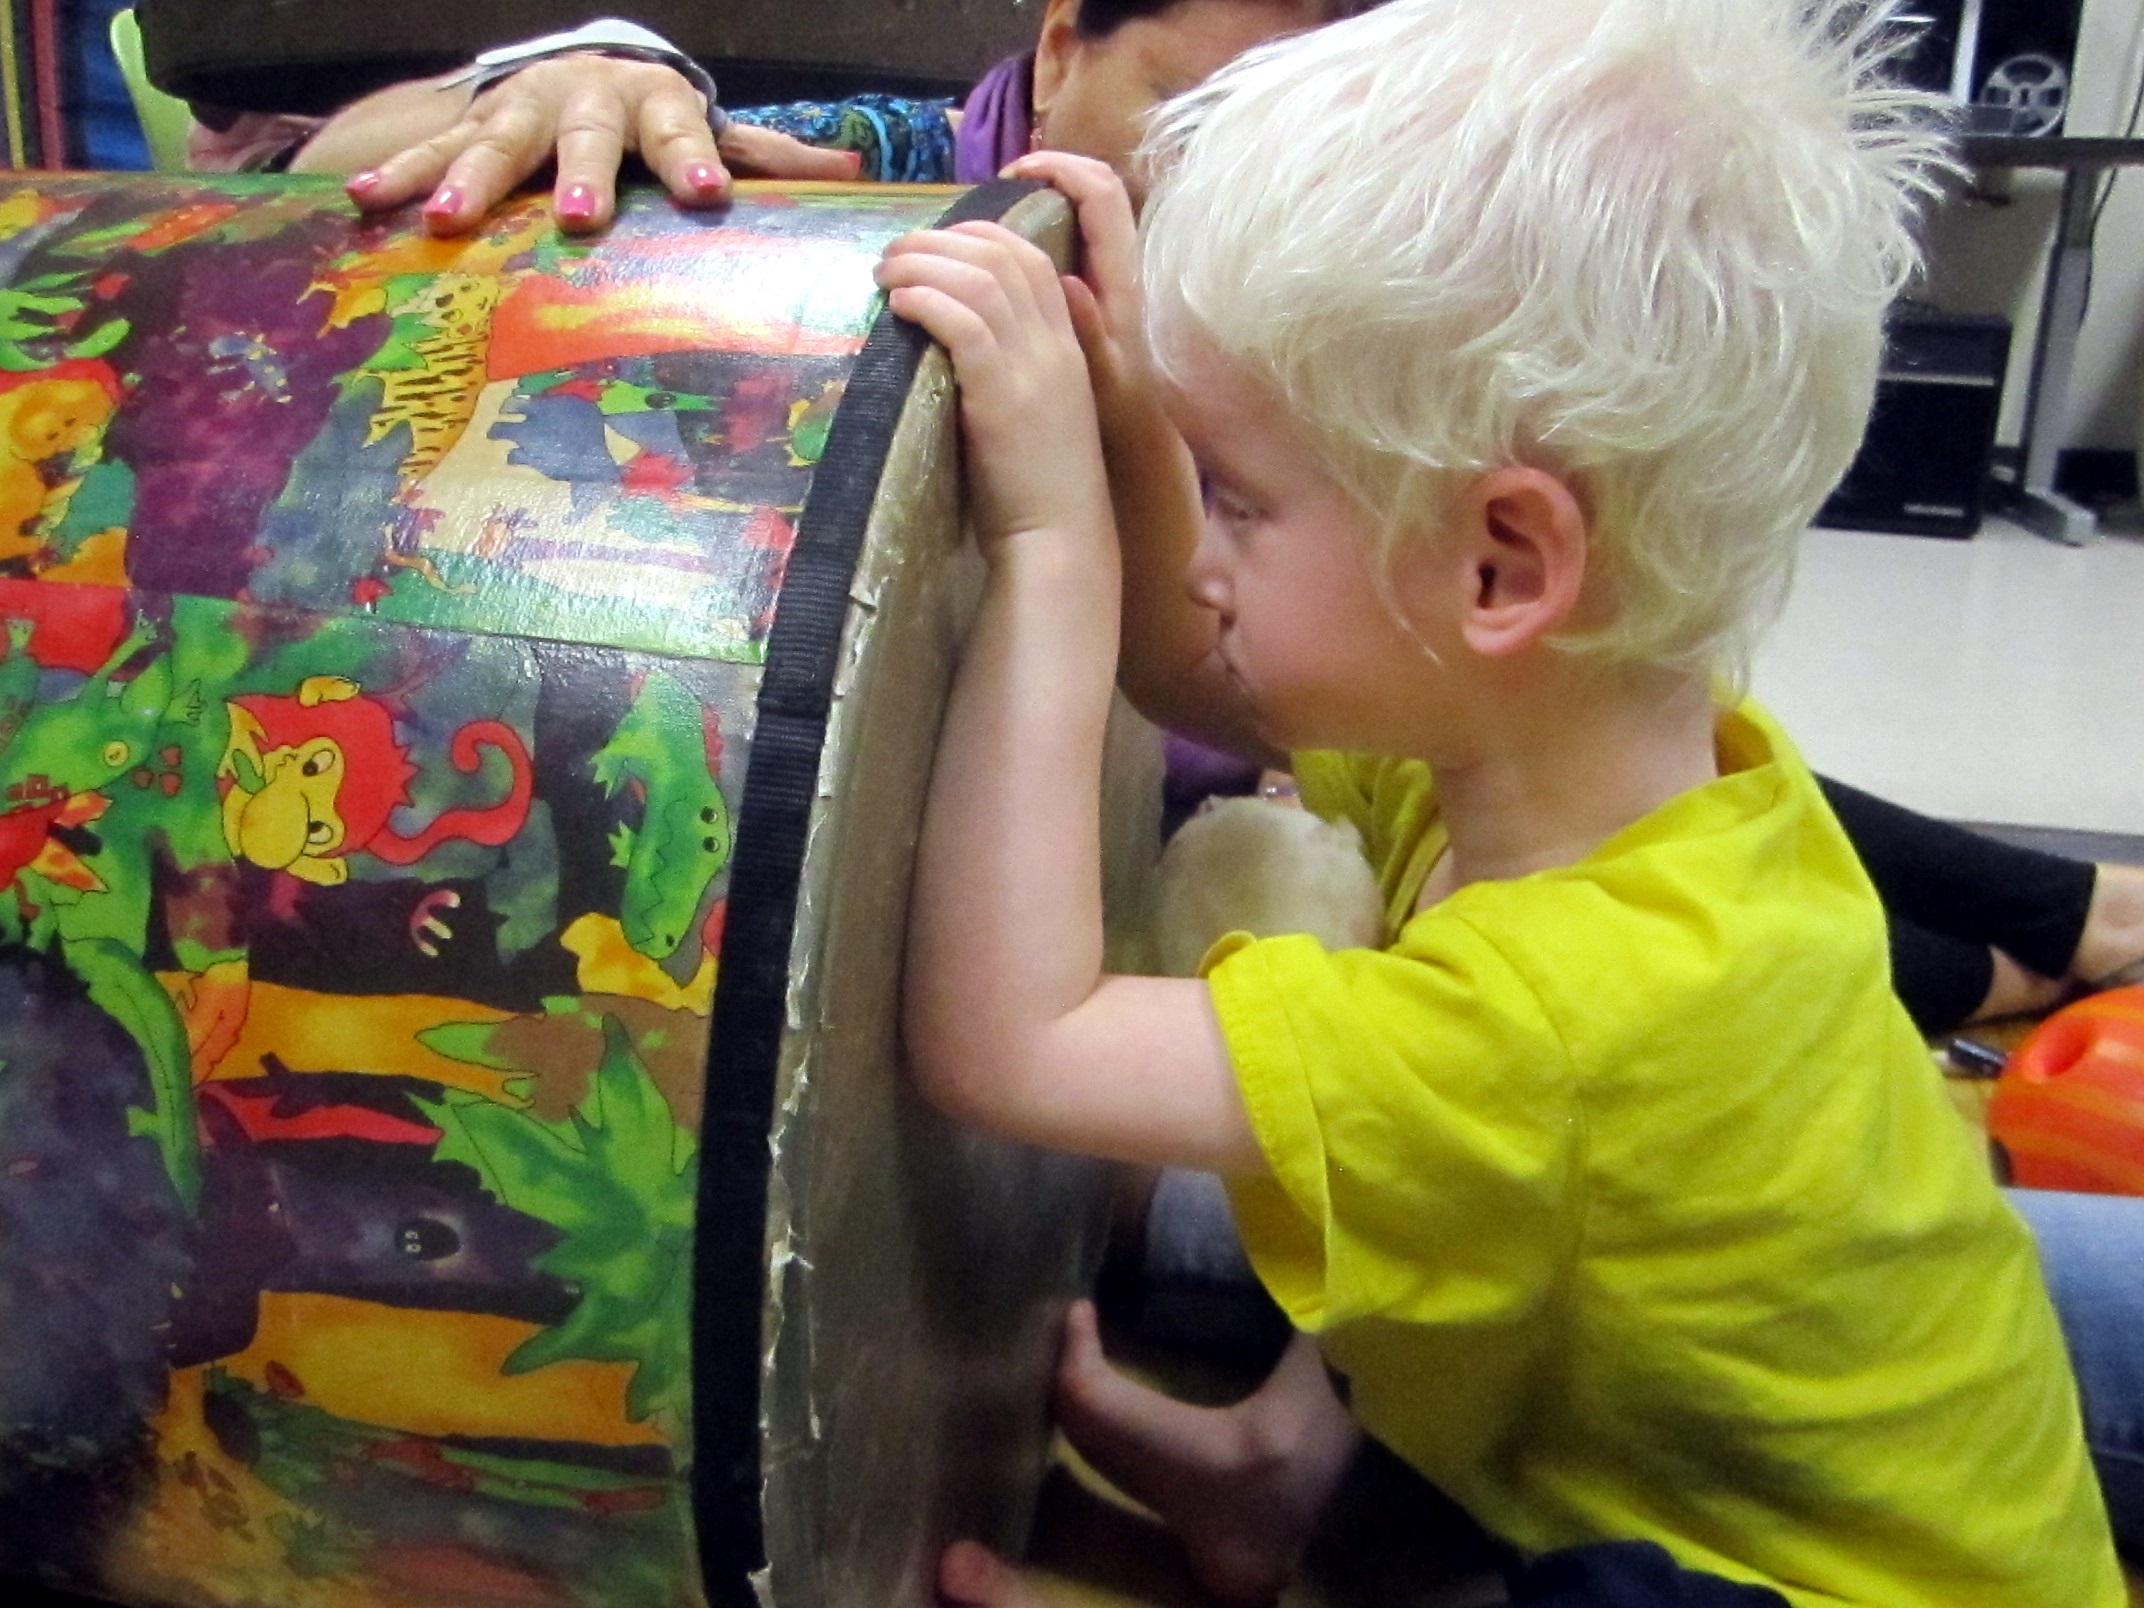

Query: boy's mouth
left=1215, top=638, right=1249, bottom=692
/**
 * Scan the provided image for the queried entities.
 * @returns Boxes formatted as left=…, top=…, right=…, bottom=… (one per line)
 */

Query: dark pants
left=1508, top=1541, right=1790, bottom=1605
left=1817, top=777, right=2098, bottom=1035
left=1307, top=1441, right=1795, bottom=1607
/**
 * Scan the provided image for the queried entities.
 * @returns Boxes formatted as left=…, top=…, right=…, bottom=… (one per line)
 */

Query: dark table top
left=1960, top=135, right=2144, bottom=169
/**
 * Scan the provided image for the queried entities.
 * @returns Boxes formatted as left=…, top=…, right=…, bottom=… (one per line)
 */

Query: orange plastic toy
left=1989, top=985, right=2144, bottom=1195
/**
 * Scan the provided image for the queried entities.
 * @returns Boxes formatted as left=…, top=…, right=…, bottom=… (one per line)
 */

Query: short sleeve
left=1204, top=924, right=1582, bottom=1333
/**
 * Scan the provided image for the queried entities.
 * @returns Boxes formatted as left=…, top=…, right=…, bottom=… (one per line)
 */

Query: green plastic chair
left=108, top=8, right=194, bottom=172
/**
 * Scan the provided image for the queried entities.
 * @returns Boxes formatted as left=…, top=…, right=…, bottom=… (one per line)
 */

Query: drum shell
left=0, top=173, right=1136, bottom=1608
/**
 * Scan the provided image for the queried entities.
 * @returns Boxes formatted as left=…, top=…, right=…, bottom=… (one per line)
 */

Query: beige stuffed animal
left=1152, top=794, right=1385, bottom=978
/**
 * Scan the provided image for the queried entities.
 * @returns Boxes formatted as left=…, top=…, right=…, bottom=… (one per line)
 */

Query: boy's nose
left=1184, top=526, right=1230, bottom=611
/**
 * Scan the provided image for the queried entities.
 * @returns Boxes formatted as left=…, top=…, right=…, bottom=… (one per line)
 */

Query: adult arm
left=291, top=53, right=860, bottom=234
left=878, top=221, right=1262, bottom=1174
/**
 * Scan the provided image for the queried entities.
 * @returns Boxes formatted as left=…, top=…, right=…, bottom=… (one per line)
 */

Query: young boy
left=875, top=1, right=2124, bottom=1603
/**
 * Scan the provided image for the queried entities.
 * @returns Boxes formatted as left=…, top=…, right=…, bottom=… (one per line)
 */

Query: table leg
left=2011, top=165, right=2101, bottom=545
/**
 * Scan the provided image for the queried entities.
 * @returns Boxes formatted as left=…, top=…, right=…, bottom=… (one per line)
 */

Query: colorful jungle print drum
left=0, top=174, right=1148, bottom=1608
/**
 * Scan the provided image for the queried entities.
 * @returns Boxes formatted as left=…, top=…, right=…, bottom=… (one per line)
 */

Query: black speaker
left=1892, top=1, right=2081, bottom=135
left=1969, top=0, right=2082, bottom=136
left=1820, top=311, right=2011, bottom=539
left=1893, top=2, right=1969, bottom=97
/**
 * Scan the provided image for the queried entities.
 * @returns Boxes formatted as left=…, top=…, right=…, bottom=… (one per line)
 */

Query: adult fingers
left=351, top=90, right=547, bottom=228
left=348, top=119, right=469, bottom=213
left=719, top=122, right=865, bottom=184
left=549, top=79, right=637, bottom=231
left=636, top=75, right=732, bottom=206
left=418, top=90, right=558, bottom=233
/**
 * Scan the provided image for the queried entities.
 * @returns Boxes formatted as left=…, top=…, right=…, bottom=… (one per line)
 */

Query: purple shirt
left=953, top=53, right=1033, bottom=182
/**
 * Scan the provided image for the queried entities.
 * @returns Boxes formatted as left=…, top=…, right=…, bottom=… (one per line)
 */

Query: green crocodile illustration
left=590, top=669, right=731, bottom=962
left=0, top=616, right=199, bottom=802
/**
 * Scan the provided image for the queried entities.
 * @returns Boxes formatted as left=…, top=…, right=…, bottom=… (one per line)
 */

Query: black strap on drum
left=692, top=178, right=1043, bottom=1608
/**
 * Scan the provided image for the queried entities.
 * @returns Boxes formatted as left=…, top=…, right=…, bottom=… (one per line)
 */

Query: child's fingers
left=877, top=251, right=1030, bottom=352
left=1060, top=276, right=1111, bottom=368
left=896, top=218, right=1080, bottom=338
left=882, top=282, right=999, bottom=373
left=1059, top=1297, right=1105, bottom=1371
left=937, top=1540, right=1011, bottom=1607
left=1003, top=152, right=1141, bottom=312
left=941, top=222, right=1079, bottom=338
left=878, top=229, right=1068, bottom=347
left=1003, top=149, right=1118, bottom=192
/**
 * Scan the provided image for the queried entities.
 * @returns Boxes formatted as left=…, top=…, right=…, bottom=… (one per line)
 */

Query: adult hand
left=341, top=53, right=861, bottom=236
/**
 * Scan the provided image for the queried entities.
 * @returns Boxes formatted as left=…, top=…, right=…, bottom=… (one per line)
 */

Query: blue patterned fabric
left=730, top=94, right=958, bottom=185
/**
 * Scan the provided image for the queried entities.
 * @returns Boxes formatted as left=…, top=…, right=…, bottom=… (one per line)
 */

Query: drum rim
left=689, top=177, right=1050, bottom=1605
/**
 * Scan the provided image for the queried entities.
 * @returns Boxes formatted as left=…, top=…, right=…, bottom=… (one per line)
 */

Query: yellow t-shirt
left=1205, top=703, right=2120, bottom=1608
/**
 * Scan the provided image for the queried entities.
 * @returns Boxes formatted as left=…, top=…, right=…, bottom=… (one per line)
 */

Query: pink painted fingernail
left=346, top=169, right=382, bottom=196
left=841, top=150, right=864, bottom=177
left=557, top=182, right=598, bottom=222
left=685, top=161, right=726, bottom=195
left=422, top=185, right=464, bottom=221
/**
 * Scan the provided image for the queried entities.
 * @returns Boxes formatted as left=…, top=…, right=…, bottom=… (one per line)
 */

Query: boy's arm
left=1006, top=153, right=1283, bottom=772
left=878, top=223, right=1264, bottom=1175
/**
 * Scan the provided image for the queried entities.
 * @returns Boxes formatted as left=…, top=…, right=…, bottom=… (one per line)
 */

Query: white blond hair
left=1139, top=0, right=1954, bottom=677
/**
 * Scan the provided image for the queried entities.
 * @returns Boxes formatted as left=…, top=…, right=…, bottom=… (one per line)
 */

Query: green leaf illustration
left=420, top=1016, right=696, bottom=1434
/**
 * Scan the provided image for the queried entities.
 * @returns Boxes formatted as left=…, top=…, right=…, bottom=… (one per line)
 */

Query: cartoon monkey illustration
left=219, top=676, right=532, bottom=885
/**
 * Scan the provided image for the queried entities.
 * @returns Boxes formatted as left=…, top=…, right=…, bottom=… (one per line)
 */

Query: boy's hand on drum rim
left=1003, top=152, right=1155, bottom=430
left=878, top=222, right=1114, bottom=559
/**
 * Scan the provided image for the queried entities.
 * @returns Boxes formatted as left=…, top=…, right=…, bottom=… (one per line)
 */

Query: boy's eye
left=1198, top=473, right=1260, bottom=528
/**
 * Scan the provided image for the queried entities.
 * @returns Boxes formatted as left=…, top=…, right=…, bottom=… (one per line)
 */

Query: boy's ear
left=1032, top=0, right=1085, bottom=115
left=1448, top=467, right=1588, bottom=658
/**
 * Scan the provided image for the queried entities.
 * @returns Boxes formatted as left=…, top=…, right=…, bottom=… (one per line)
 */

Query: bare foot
left=937, top=1541, right=1061, bottom=1608
left=1969, top=947, right=2068, bottom=1024
left=1052, top=1301, right=1358, bottom=1605
left=2074, top=863, right=2144, bottom=987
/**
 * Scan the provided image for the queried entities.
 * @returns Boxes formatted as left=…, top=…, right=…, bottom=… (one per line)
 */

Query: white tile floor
left=1752, top=514, right=2144, bottom=837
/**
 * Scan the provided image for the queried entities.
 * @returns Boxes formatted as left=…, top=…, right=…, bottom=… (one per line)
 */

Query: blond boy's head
left=1138, top=0, right=1952, bottom=679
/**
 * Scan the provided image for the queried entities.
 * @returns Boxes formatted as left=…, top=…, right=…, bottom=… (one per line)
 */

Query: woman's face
left=1032, top=0, right=1319, bottom=198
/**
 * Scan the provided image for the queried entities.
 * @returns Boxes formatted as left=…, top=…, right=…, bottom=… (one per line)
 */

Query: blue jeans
left=1136, top=1172, right=2144, bottom=1554
left=2007, top=1187, right=2144, bottom=1553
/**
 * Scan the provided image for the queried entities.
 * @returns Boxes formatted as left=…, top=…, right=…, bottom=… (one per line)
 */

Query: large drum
left=0, top=173, right=1152, bottom=1608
